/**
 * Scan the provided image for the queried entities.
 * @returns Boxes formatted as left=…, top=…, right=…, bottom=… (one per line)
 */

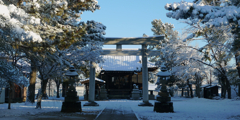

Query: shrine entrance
left=104, top=71, right=132, bottom=99
left=83, top=35, right=164, bottom=106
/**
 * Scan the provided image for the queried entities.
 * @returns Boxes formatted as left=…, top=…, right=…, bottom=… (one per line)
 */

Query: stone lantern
left=153, top=64, right=174, bottom=113
left=61, top=66, right=82, bottom=112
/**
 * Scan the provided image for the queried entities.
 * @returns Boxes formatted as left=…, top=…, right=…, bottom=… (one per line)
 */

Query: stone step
left=108, top=95, right=130, bottom=99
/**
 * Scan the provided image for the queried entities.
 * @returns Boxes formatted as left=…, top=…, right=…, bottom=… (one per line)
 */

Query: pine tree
left=165, top=0, right=240, bottom=98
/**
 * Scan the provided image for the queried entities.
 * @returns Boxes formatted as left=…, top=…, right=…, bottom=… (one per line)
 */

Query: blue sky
left=81, top=0, right=196, bottom=48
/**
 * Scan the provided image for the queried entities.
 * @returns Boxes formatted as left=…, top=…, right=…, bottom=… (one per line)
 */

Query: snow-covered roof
left=80, top=77, right=105, bottom=83
left=156, top=71, right=171, bottom=77
left=201, top=84, right=221, bottom=88
left=99, top=56, right=156, bottom=71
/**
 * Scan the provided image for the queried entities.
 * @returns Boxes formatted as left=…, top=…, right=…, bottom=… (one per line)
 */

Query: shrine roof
left=201, top=84, right=221, bottom=88
left=98, top=55, right=157, bottom=71
left=80, top=77, right=105, bottom=84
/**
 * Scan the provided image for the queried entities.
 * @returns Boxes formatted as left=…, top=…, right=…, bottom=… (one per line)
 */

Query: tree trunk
left=42, top=79, right=48, bottom=99
left=54, top=78, right=61, bottom=98
left=226, top=79, right=231, bottom=99
left=48, top=80, right=51, bottom=97
left=196, top=83, right=201, bottom=98
left=181, top=88, right=184, bottom=97
left=187, top=80, right=193, bottom=98
left=196, top=78, right=201, bottom=98
left=238, top=84, right=240, bottom=97
left=188, top=84, right=194, bottom=98
left=62, top=82, right=65, bottom=97
left=27, top=59, right=37, bottom=103
left=36, top=79, right=49, bottom=109
left=219, top=76, right=226, bottom=98
left=36, top=88, right=43, bottom=109
left=56, top=83, right=60, bottom=98
left=8, top=82, right=13, bottom=109
left=221, top=84, right=226, bottom=98
left=236, top=66, right=240, bottom=97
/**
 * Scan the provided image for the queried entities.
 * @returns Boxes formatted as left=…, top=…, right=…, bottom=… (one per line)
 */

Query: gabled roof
left=99, top=55, right=156, bottom=71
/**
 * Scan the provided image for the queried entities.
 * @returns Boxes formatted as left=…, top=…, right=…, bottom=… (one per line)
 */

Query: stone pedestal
left=132, top=89, right=140, bottom=100
left=99, top=86, right=108, bottom=100
left=149, top=90, right=155, bottom=100
left=153, top=90, right=174, bottom=113
left=154, top=101, right=173, bottom=112
left=61, top=89, right=82, bottom=112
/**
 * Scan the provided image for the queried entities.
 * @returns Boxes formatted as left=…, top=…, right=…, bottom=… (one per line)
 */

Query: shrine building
left=98, top=55, right=158, bottom=99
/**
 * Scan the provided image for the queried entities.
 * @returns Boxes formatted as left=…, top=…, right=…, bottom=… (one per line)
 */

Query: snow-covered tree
left=0, top=60, right=28, bottom=109
left=150, top=19, right=209, bottom=97
left=165, top=1, right=238, bottom=98
left=182, top=20, right=234, bottom=98
left=149, top=19, right=179, bottom=67
left=0, top=0, right=102, bottom=103
left=35, top=20, right=106, bottom=108
left=170, top=41, right=208, bottom=98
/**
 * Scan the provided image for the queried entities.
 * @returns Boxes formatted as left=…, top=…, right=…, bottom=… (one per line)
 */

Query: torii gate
left=83, top=35, right=164, bottom=106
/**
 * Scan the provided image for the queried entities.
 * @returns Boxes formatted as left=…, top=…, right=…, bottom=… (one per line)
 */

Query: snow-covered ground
left=0, top=97, right=240, bottom=120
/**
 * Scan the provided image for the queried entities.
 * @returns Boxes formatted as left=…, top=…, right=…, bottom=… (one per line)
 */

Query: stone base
left=132, top=93, right=140, bottom=100
left=138, top=102, right=153, bottom=106
left=157, top=96, right=171, bottom=102
left=83, top=101, right=99, bottom=106
left=61, top=101, right=82, bottom=113
left=149, top=95, right=155, bottom=100
left=153, top=101, right=174, bottom=113
left=132, top=89, right=140, bottom=100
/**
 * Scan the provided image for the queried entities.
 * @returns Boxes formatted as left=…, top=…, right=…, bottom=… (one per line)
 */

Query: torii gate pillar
left=138, top=44, right=153, bottom=106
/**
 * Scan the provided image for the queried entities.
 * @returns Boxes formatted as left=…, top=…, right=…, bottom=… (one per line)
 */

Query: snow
left=148, top=83, right=157, bottom=90
left=99, top=56, right=156, bottom=71
left=165, top=1, right=240, bottom=28
left=157, top=71, right=171, bottom=77
left=0, top=97, right=240, bottom=120
left=80, top=77, right=105, bottom=83
left=0, top=3, right=43, bottom=43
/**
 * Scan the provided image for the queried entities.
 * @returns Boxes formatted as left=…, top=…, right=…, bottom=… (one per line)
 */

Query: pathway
left=95, top=105, right=138, bottom=120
